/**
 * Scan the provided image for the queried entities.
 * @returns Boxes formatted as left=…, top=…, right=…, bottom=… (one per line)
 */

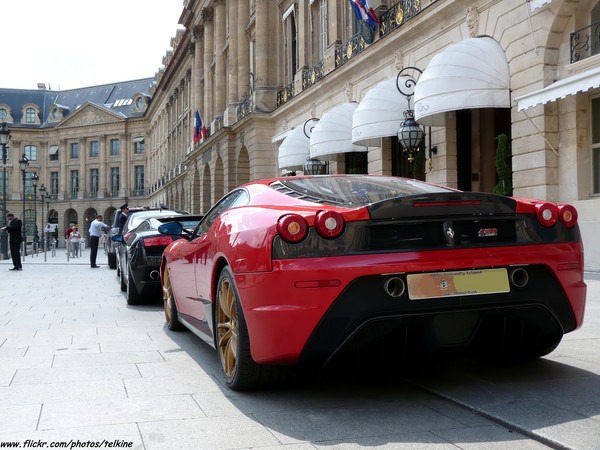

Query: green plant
left=493, top=133, right=512, bottom=196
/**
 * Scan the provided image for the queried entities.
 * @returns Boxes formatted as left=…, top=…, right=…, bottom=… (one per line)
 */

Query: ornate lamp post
left=39, top=183, right=46, bottom=255
left=31, top=172, right=39, bottom=247
left=396, top=68, right=424, bottom=163
left=19, top=153, right=29, bottom=256
left=0, top=122, right=10, bottom=260
left=45, top=192, right=51, bottom=255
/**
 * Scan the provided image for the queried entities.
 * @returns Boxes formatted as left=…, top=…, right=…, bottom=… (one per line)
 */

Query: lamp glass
left=397, top=118, right=424, bottom=152
left=304, top=158, right=325, bottom=175
left=19, top=155, right=29, bottom=172
left=0, top=123, right=9, bottom=145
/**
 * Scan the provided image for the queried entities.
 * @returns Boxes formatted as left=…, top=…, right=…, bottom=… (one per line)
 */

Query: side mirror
left=111, top=234, right=124, bottom=243
left=158, top=222, right=184, bottom=236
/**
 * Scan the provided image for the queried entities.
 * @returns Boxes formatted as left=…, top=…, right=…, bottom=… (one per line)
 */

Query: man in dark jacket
left=2, top=213, right=23, bottom=271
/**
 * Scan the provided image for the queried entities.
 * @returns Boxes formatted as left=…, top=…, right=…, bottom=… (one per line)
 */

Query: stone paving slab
left=1, top=253, right=598, bottom=449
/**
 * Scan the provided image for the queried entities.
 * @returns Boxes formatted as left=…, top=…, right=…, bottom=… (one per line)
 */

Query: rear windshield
left=271, top=176, right=454, bottom=207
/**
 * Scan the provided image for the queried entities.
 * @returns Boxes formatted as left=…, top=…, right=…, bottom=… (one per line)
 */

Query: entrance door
left=456, top=108, right=511, bottom=193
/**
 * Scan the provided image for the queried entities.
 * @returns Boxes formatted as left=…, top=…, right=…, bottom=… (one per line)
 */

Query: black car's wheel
left=107, top=251, right=117, bottom=269
left=216, top=266, right=282, bottom=391
left=163, top=268, right=184, bottom=331
left=126, top=266, right=143, bottom=305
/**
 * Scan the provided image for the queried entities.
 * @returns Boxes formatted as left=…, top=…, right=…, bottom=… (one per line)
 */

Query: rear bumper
left=234, top=243, right=586, bottom=366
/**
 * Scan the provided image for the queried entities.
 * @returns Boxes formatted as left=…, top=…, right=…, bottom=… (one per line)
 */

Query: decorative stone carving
left=467, top=6, right=480, bottom=38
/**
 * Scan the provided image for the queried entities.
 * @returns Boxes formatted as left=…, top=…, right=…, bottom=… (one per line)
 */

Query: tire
left=108, top=251, right=116, bottom=269
left=215, top=266, right=284, bottom=391
left=126, top=266, right=143, bottom=305
left=163, top=267, right=184, bottom=331
left=119, top=259, right=127, bottom=292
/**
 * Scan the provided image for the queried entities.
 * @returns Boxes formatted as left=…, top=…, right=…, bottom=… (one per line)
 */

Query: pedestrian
left=1, top=213, right=23, bottom=271
left=65, top=222, right=75, bottom=240
left=117, top=203, right=129, bottom=234
left=68, top=225, right=81, bottom=258
left=88, top=214, right=109, bottom=268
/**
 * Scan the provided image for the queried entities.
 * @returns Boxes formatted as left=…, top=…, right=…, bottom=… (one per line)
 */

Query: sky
left=2, top=0, right=185, bottom=90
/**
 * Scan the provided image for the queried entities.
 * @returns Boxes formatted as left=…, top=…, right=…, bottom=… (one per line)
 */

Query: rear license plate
left=407, top=268, right=510, bottom=300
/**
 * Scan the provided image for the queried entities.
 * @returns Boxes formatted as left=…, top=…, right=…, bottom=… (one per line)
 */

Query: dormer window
left=21, top=104, right=40, bottom=125
left=133, top=94, right=148, bottom=112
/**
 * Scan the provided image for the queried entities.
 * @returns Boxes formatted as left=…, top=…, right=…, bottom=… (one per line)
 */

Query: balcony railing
left=276, top=83, right=294, bottom=107
left=302, top=60, right=326, bottom=90
left=571, top=20, right=600, bottom=63
left=335, top=34, right=367, bottom=68
left=236, top=98, right=252, bottom=121
left=380, top=0, right=422, bottom=38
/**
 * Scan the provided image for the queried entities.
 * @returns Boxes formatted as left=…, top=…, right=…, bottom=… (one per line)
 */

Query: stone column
left=214, top=0, right=226, bottom=117
left=202, top=7, right=214, bottom=121
left=253, top=0, right=275, bottom=111
left=99, top=136, right=107, bottom=198
left=78, top=138, right=86, bottom=199
left=237, top=0, right=250, bottom=101
left=193, top=25, right=204, bottom=114
left=59, top=140, right=67, bottom=200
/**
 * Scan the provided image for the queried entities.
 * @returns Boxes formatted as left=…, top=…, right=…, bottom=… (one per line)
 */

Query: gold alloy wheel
left=163, top=269, right=174, bottom=325
left=216, top=277, right=238, bottom=378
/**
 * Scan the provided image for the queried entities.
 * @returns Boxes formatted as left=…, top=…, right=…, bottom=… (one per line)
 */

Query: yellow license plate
left=407, top=268, right=510, bottom=300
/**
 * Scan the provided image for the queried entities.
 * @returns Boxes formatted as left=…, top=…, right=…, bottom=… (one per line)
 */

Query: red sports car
left=158, top=175, right=586, bottom=390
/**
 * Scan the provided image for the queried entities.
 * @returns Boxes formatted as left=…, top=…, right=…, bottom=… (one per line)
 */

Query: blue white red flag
left=194, top=110, right=209, bottom=142
left=349, top=0, right=380, bottom=30
left=193, top=110, right=201, bottom=142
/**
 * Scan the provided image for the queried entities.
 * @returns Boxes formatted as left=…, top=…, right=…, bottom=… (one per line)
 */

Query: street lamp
left=396, top=68, right=424, bottom=163
left=0, top=122, right=10, bottom=260
left=19, top=153, right=29, bottom=256
left=31, top=172, right=39, bottom=247
left=303, top=157, right=326, bottom=175
left=39, top=183, right=46, bottom=257
left=45, top=192, right=51, bottom=255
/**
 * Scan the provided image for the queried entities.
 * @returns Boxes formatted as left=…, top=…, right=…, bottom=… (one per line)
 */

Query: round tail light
left=535, top=202, right=558, bottom=227
left=277, top=214, right=308, bottom=243
left=315, top=210, right=345, bottom=239
left=558, top=204, right=578, bottom=228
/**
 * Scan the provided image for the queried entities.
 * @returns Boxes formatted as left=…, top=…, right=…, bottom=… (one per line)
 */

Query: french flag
left=350, top=0, right=380, bottom=29
left=194, top=110, right=209, bottom=142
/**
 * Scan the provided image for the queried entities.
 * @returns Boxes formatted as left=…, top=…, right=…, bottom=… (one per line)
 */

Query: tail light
left=535, top=202, right=558, bottom=227
left=277, top=214, right=308, bottom=243
left=315, top=210, right=345, bottom=239
left=144, top=235, right=174, bottom=247
left=123, top=232, right=132, bottom=241
left=558, top=204, right=578, bottom=228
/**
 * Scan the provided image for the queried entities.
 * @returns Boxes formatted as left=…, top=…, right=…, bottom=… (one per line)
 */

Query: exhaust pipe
left=383, top=276, right=406, bottom=298
left=510, top=267, right=529, bottom=288
left=149, top=270, right=160, bottom=280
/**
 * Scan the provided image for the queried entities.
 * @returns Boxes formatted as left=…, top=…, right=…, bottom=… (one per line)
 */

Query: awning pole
left=521, top=108, right=559, bottom=157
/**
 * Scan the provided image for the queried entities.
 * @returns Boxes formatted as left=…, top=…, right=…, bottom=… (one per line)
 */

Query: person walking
left=88, top=214, right=109, bottom=268
left=2, top=213, right=23, bottom=271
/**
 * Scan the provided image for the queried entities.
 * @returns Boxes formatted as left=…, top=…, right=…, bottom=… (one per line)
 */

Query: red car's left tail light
left=277, top=214, right=308, bottom=243
left=558, top=204, right=578, bottom=228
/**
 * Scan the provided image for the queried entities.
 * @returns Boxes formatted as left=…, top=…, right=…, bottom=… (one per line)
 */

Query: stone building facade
left=1, top=0, right=599, bottom=271
left=149, top=0, right=600, bottom=270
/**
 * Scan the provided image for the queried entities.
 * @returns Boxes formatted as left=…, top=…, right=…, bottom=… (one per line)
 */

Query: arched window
left=25, top=108, right=36, bottom=124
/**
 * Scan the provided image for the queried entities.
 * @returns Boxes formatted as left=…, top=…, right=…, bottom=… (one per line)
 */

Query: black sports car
left=112, top=214, right=203, bottom=305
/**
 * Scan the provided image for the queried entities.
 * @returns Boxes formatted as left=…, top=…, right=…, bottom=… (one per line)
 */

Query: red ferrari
left=158, top=175, right=586, bottom=390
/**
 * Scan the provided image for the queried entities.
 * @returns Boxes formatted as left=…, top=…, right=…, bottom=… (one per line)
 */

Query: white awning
left=133, top=136, right=145, bottom=143
left=48, top=145, right=59, bottom=155
left=414, top=36, right=511, bottom=126
left=278, top=126, right=310, bottom=170
left=310, top=103, right=365, bottom=160
left=515, top=66, right=600, bottom=111
left=352, top=77, right=411, bottom=147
